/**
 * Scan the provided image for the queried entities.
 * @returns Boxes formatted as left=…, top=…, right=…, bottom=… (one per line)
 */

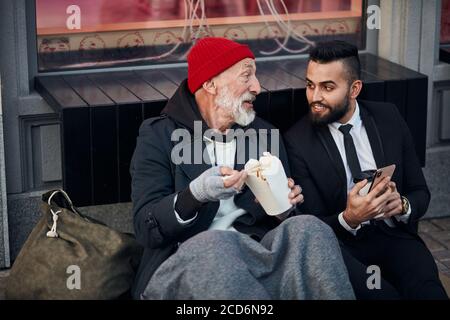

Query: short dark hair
left=308, top=40, right=361, bottom=83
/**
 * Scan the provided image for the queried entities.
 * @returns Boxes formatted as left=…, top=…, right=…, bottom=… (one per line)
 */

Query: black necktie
left=339, top=124, right=362, bottom=180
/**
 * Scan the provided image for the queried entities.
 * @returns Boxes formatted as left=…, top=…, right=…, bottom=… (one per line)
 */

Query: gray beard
left=215, top=87, right=256, bottom=126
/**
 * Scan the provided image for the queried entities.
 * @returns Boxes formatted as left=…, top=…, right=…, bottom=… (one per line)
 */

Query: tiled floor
left=1, top=217, right=450, bottom=299
left=418, top=218, right=450, bottom=277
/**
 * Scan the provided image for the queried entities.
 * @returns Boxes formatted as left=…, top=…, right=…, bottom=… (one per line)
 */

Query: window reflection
left=36, top=0, right=363, bottom=72
left=441, top=0, right=450, bottom=45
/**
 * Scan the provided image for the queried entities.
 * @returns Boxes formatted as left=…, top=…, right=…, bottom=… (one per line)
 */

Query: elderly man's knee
left=179, top=230, right=236, bottom=258
left=283, top=215, right=334, bottom=237
left=185, top=230, right=234, bottom=245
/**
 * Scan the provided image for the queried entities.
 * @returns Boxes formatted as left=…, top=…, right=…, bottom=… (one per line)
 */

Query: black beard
left=310, top=96, right=350, bottom=126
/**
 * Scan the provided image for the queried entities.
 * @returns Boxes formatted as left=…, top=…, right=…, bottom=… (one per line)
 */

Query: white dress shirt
left=328, top=101, right=411, bottom=235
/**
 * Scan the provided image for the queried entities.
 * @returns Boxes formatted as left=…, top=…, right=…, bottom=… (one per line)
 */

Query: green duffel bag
left=5, top=189, right=142, bottom=300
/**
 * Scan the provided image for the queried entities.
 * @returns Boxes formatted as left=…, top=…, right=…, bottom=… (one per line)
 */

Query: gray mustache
left=241, top=94, right=256, bottom=103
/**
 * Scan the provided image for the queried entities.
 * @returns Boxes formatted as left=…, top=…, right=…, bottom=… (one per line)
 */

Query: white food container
left=244, top=152, right=292, bottom=216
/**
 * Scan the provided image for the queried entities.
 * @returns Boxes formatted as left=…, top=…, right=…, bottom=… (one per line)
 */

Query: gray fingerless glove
left=189, top=166, right=238, bottom=202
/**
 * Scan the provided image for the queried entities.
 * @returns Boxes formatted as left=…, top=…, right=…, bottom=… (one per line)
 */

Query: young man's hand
left=343, top=176, right=393, bottom=228
left=377, top=181, right=403, bottom=219
left=287, top=178, right=304, bottom=206
left=253, top=178, right=304, bottom=206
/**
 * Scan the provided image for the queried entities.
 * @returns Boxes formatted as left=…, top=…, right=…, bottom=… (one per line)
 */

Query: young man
left=130, top=37, right=354, bottom=300
left=284, top=40, right=448, bottom=299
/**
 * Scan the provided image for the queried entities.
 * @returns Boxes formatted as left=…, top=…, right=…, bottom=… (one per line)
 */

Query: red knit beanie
left=187, top=37, right=255, bottom=94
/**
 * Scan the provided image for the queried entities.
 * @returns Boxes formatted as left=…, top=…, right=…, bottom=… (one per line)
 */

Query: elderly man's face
left=214, top=58, right=261, bottom=126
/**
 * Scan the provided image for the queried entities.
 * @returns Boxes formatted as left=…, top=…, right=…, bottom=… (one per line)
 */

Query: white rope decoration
left=256, top=0, right=315, bottom=55
left=61, top=0, right=316, bottom=68
left=46, top=208, right=61, bottom=238
left=45, top=189, right=75, bottom=238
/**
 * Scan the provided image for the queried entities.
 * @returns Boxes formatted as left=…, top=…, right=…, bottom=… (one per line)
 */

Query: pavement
left=417, top=217, right=450, bottom=295
left=418, top=218, right=450, bottom=277
left=1, top=217, right=450, bottom=299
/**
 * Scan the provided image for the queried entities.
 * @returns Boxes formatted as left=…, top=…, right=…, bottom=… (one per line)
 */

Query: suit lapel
left=317, top=126, right=347, bottom=186
left=314, top=125, right=348, bottom=210
left=359, top=104, right=408, bottom=234
left=359, top=105, right=386, bottom=168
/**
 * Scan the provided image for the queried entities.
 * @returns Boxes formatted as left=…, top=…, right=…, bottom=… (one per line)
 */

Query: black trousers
left=339, top=224, right=448, bottom=300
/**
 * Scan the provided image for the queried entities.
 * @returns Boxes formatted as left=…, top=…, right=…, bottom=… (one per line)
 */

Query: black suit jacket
left=284, top=100, right=430, bottom=241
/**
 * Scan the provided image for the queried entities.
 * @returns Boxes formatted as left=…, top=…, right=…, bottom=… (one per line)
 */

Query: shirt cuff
left=173, top=194, right=198, bottom=225
left=338, top=212, right=362, bottom=236
left=394, top=201, right=412, bottom=224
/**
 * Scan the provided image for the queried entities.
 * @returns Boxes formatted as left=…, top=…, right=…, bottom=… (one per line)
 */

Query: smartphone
left=367, top=164, right=396, bottom=194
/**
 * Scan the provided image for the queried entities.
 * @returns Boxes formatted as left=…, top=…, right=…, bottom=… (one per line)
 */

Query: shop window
left=35, top=0, right=366, bottom=72
left=440, top=0, right=450, bottom=63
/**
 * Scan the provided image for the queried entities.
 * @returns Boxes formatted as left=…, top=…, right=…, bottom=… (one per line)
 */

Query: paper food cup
left=244, top=152, right=292, bottom=216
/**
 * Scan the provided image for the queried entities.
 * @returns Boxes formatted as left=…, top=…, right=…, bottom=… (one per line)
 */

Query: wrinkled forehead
left=239, top=58, right=256, bottom=70
left=220, top=58, right=256, bottom=77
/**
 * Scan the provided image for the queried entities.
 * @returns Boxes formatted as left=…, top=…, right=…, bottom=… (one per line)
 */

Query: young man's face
left=305, top=60, right=353, bottom=125
left=214, top=58, right=261, bottom=126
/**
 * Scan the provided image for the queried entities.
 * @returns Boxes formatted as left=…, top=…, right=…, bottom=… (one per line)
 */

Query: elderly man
left=130, top=37, right=354, bottom=300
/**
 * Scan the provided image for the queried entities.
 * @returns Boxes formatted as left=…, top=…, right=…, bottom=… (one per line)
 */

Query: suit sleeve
left=283, top=132, right=355, bottom=240
left=277, top=134, right=299, bottom=219
left=395, top=108, right=431, bottom=232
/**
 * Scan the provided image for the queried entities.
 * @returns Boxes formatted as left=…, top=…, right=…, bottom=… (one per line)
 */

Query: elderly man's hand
left=221, top=166, right=247, bottom=192
left=189, top=166, right=245, bottom=202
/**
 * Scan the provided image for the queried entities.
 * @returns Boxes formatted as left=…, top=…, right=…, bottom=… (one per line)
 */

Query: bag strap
left=47, top=189, right=76, bottom=211
left=46, top=189, right=77, bottom=238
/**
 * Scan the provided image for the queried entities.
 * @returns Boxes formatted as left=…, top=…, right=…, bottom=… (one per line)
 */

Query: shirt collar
left=329, top=101, right=361, bottom=131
